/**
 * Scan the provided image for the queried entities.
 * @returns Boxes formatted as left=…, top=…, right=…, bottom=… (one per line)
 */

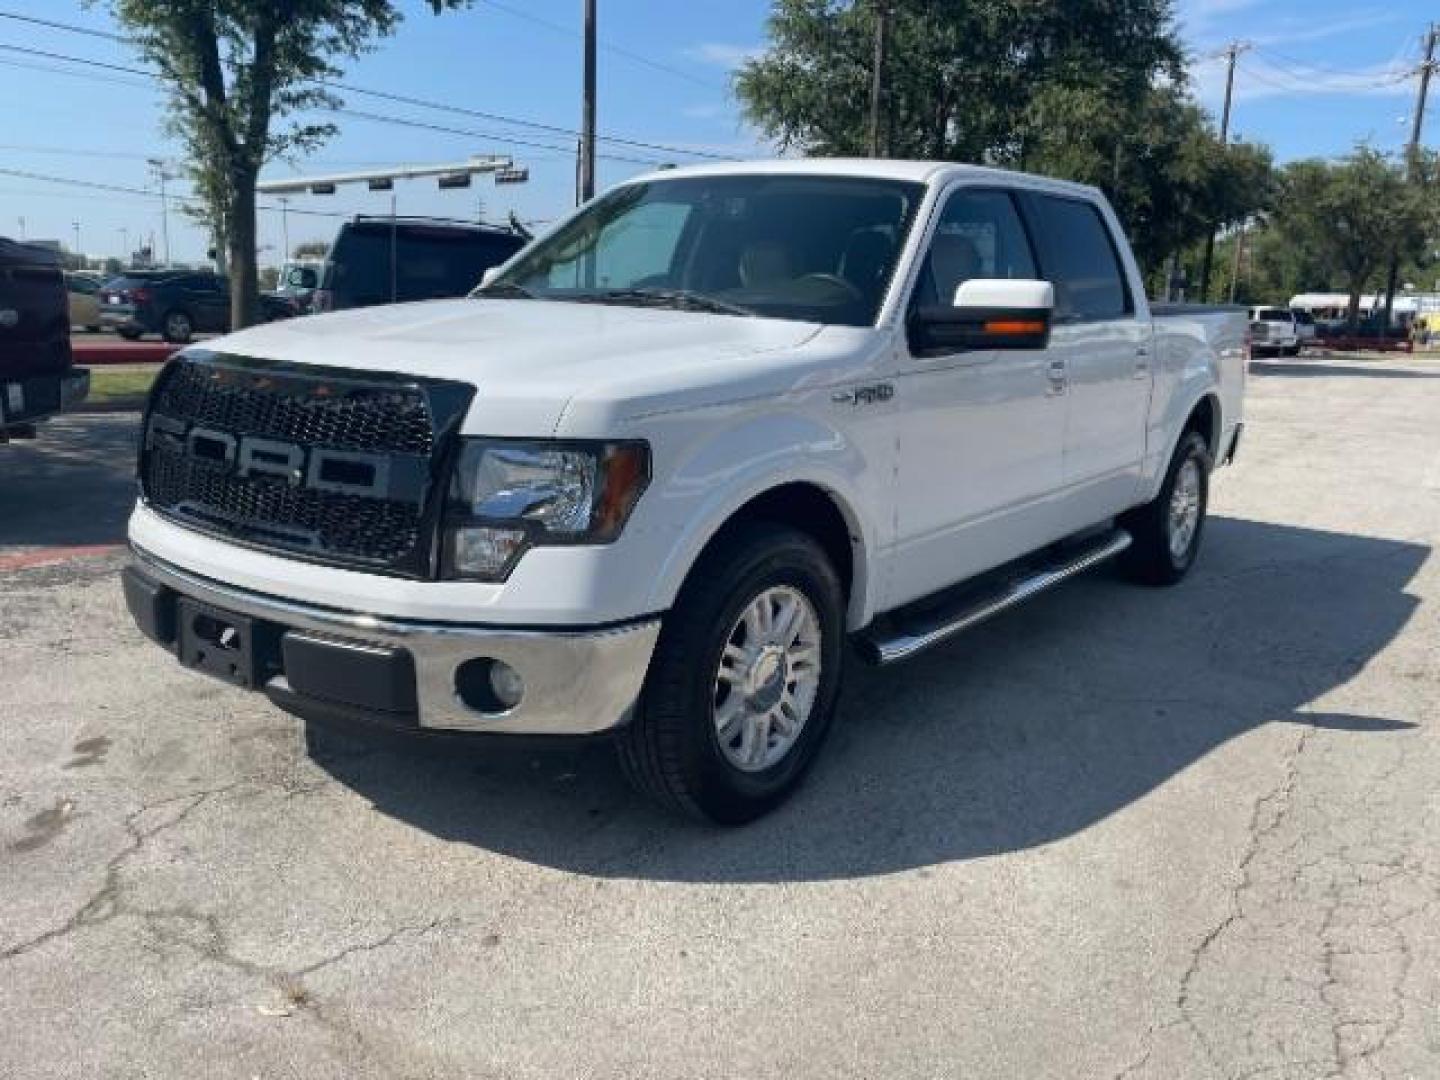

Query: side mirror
left=909, top=278, right=1055, bottom=356
left=480, top=266, right=503, bottom=287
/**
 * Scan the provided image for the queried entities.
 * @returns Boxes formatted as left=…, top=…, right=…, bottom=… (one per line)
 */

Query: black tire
left=1119, top=431, right=1211, bottom=587
left=1284, top=344, right=1301, bottom=357
left=117, top=328, right=143, bottom=341
left=161, top=309, right=194, bottom=344
left=616, top=523, right=845, bottom=825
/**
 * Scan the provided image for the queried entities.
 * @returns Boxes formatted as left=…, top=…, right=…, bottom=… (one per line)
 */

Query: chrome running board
left=857, top=528, right=1132, bottom=666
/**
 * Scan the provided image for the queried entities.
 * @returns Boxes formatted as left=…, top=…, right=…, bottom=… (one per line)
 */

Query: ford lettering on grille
left=148, top=417, right=396, bottom=498
left=139, top=352, right=473, bottom=577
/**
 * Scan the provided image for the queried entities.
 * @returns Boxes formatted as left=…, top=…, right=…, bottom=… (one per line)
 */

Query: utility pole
left=1228, top=216, right=1248, bottom=304
left=119, top=226, right=129, bottom=264
left=1199, top=41, right=1247, bottom=302
left=1381, top=23, right=1436, bottom=331
left=72, top=221, right=81, bottom=264
left=868, top=0, right=892, bottom=157
left=578, top=0, right=597, bottom=204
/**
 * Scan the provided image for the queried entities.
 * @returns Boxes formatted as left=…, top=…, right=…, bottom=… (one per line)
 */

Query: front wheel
left=1119, top=431, right=1211, bottom=587
left=616, top=523, right=845, bottom=824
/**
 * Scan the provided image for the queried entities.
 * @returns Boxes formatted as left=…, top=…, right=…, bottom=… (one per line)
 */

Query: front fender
left=633, top=407, right=886, bottom=631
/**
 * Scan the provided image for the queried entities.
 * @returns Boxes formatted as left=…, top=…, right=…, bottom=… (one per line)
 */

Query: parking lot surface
left=3, top=355, right=1439, bottom=1079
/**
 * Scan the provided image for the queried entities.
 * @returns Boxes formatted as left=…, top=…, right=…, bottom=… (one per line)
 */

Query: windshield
left=479, top=174, right=926, bottom=326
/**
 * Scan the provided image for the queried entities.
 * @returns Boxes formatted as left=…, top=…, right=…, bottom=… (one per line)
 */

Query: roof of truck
left=630, top=157, right=1099, bottom=198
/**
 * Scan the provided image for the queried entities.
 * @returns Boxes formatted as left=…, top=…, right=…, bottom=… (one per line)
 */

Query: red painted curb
left=73, top=342, right=177, bottom=366
left=0, top=544, right=123, bottom=573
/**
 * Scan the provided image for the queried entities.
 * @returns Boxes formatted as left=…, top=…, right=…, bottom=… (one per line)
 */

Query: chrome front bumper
left=126, top=546, right=661, bottom=736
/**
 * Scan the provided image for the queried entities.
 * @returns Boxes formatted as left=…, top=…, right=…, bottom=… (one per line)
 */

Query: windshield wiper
left=577, top=288, right=757, bottom=317
left=475, top=282, right=535, bottom=299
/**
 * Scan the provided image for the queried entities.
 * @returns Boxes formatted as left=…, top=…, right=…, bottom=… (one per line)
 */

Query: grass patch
left=80, top=364, right=159, bottom=412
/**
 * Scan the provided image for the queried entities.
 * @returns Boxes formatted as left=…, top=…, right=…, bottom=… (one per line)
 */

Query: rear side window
left=1022, top=195, right=1131, bottom=321
left=1256, top=308, right=1290, bottom=322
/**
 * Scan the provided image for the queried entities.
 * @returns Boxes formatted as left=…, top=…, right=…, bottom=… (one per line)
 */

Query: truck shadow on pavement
left=0, top=414, right=140, bottom=550
left=305, top=515, right=1427, bottom=882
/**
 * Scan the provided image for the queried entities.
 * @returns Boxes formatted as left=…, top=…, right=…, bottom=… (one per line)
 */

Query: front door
left=887, top=186, right=1067, bottom=609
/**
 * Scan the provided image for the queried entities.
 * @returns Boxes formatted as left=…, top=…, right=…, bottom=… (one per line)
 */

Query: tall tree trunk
left=228, top=167, right=259, bottom=330
left=1346, top=280, right=1363, bottom=331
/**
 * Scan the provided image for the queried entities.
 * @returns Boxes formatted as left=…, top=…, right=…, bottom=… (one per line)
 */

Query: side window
left=917, top=189, right=1037, bottom=307
left=1022, top=195, right=1131, bottom=321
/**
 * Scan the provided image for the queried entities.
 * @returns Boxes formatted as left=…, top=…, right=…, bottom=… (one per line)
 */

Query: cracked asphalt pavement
left=3, top=356, right=1439, bottom=1078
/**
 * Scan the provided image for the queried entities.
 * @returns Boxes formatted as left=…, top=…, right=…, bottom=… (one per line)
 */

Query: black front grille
left=140, top=352, right=473, bottom=576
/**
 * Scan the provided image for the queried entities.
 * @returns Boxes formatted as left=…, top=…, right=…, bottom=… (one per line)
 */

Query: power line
left=319, top=79, right=733, bottom=161
left=332, top=107, right=666, bottom=167
left=0, top=42, right=672, bottom=166
left=477, top=0, right=726, bottom=91
left=0, top=166, right=349, bottom=218
left=0, top=11, right=734, bottom=162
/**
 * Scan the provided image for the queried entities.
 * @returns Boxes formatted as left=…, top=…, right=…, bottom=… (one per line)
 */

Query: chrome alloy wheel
left=1168, top=458, right=1202, bottom=560
left=713, top=585, right=823, bottom=773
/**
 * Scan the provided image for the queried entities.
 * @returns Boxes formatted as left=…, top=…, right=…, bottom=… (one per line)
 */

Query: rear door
left=1018, top=192, right=1150, bottom=525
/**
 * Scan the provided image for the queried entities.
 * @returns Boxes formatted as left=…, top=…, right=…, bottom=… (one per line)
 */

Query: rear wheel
left=1119, top=431, right=1211, bottom=587
left=161, top=309, right=194, bottom=344
left=616, top=523, right=845, bottom=824
left=117, top=328, right=142, bottom=341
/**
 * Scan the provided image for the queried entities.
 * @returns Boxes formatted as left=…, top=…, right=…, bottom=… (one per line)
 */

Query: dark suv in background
left=311, top=217, right=527, bottom=312
left=0, top=237, right=88, bottom=440
left=99, top=271, right=296, bottom=343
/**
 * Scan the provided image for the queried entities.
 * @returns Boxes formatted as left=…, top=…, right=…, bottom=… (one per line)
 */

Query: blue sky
left=0, top=0, right=1433, bottom=265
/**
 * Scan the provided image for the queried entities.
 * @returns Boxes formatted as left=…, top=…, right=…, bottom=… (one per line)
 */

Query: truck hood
left=208, top=299, right=823, bottom=435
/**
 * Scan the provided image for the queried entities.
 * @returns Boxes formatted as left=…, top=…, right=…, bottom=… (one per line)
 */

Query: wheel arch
left=650, top=477, right=874, bottom=632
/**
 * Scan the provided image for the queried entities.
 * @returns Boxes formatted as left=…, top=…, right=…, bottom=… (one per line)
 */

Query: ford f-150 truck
left=122, top=160, right=1246, bottom=823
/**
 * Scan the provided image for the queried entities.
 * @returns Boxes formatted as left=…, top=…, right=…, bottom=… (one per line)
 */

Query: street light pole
left=278, top=196, right=291, bottom=258
left=72, top=221, right=81, bottom=265
left=148, top=158, right=173, bottom=267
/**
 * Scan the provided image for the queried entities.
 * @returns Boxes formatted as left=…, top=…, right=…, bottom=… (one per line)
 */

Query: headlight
left=442, top=439, right=650, bottom=580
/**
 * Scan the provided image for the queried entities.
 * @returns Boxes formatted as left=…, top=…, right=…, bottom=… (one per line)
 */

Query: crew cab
left=1, top=238, right=89, bottom=441
left=122, top=160, right=1245, bottom=823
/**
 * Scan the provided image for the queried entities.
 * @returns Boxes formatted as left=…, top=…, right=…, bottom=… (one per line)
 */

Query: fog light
left=455, top=657, right=525, bottom=715
left=488, top=660, right=524, bottom=710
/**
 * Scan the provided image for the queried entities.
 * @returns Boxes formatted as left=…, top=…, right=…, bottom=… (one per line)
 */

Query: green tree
left=736, top=0, right=1273, bottom=279
left=95, top=0, right=468, bottom=330
left=292, top=239, right=331, bottom=259
left=1271, top=147, right=1436, bottom=327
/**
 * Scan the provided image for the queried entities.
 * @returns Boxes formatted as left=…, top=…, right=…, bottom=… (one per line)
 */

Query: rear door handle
left=1134, top=346, right=1151, bottom=378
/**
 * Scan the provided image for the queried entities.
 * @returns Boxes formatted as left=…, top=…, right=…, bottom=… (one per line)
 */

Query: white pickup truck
left=123, top=160, right=1246, bottom=823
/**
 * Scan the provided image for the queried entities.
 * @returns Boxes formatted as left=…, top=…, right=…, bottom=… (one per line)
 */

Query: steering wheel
left=793, top=273, right=863, bottom=302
